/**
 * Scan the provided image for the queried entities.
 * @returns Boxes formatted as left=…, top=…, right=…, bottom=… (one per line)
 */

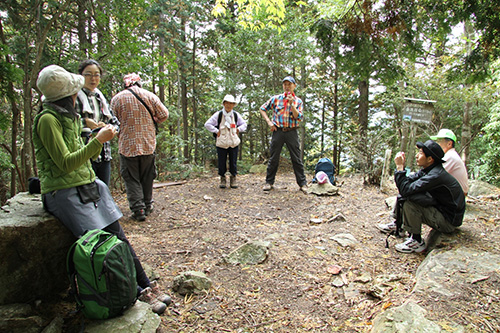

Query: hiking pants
left=266, top=128, right=306, bottom=186
left=402, top=200, right=456, bottom=235
left=217, top=146, right=238, bottom=177
left=120, top=154, right=156, bottom=213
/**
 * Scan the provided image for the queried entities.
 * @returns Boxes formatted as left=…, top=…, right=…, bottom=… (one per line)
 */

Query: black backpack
left=312, top=158, right=336, bottom=185
left=213, top=111, right=238, bottom=138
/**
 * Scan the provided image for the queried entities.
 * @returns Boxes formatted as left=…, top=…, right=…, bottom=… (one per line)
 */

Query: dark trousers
left=217, top=146, right=238, bottom=177
left=103, top=221, right=150, bottom=289
left=120, top=154, right=156, bottom=213
left=92, top=160, right=111, bottom=186
left=266, top=128, right=306, bottom=186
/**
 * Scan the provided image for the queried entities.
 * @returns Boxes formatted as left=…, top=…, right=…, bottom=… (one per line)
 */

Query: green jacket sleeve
left=37, top=114, right=103, bottom=174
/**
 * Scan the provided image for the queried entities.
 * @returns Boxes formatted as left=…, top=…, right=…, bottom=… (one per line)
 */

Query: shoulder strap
left=217, top=111, right=238, bottom=128
left=127, top=88, right=158, bottom=133
left=216, top=111, right=223, bottom=129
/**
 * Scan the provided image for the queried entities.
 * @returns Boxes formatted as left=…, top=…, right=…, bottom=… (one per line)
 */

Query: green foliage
left=1, top=0, right=500, bottom=202
left=478, top=102, right=500, bottom=185
left=477, top=61, right=500, bottom=185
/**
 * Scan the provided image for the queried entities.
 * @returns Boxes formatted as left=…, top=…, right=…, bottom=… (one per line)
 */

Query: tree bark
left=0, top=21, right=22, bottom=195
left=180, top=18, right=189, bottom=162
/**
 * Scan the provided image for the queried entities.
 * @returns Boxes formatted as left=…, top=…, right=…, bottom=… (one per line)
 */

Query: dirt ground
left=95, top=169, right=498, bottom=333
left=51, top=169, right=500, bottom=332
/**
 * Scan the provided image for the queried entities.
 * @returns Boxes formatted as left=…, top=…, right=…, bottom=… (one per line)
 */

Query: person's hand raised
left=394, top=152, right=406, bottom=171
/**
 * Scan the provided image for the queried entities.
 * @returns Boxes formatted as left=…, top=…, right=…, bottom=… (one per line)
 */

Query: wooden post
left=380, top=148, right=392, bottom=192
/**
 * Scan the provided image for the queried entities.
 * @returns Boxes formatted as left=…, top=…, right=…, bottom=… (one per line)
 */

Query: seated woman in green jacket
left=33, top=65, right=168, bottom=314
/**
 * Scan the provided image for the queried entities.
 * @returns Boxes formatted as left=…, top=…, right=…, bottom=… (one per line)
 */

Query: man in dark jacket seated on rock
left=382, top=140, right=466, bottom=253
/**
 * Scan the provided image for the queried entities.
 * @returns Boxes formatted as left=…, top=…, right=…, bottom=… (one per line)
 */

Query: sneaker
left=377, top=221, right=397, bottom=234
left=132, top=209, right=146, bottom=221
left=395, top=237, right=426, bottom=253
left=219, top=176, right=227, bottom=188
left=263, top=183, right=274, bottom=191
left=230, top=175, right=238, bottom=188
left=145, top=205, right=154, bottom=216
left=300, top=185, right=308, bottom=193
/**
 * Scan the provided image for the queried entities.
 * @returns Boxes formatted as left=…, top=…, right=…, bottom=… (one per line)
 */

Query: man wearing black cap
left=259, top=76, right=307, bottom=193
left=389, top=140, right=466, bottom=253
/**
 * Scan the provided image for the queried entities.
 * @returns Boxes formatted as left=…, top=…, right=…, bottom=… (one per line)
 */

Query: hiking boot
left=230, top=175, right=238, bottom=188
left=132, top=209, right=146, bottom=221
left=263, top=183, right=274, bottom=191
left=145, top=205, right=154, bottom=216
left=300, top=185, right=308, bottom=193
left=149, top=280, right=172, bottom=306
left=138, top=287, right=154, bottom=303
left=377, top=221, right=397, bottom=234
left=151, top=301, right=167, bottom=315
left=395, top=237, right=426, bottom=253
left=139, top=284, right=171, bottom=311
left=219, top=176, right=227, bottom=188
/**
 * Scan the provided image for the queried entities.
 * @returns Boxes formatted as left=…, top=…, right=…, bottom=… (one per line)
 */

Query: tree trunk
left=76, top=0, right=88, bottom=54
left=358, top=79, right=369, bottom=135
left=0, top=21, right=22, bottom=195
left=192, top=27, right=198, bottom=163
left=321, top=99, right=325, bottom=155
left=300, top=65, right=306, bottom=160
left=461, top=22, right=473, bottom=170
left=358, top=79, right=369, bottom=176
left=332, top=67, right=339, bottom=171
left=461, top=101, right=471, bottom=169
left=180, top=18, right=189, bottom=162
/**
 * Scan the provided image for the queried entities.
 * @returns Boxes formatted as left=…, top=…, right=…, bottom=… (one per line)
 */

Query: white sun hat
left=222, top=94, right=238, bottom=105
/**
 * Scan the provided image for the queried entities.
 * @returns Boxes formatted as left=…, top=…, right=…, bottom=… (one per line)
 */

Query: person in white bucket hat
left=205, top=94, right=247, bottom=188
left=33, top=65, right=169, bottom=314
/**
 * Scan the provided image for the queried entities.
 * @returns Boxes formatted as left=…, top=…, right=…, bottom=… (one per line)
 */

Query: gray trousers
left=402, top=200, right=456, bottom=235
left=120, top=154, right=156, bottom=213
left=266, top=128, right=306, bottom=187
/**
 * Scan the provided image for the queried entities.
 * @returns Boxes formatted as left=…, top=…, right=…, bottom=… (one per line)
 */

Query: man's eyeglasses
left=82, top=73, right=101, bottom=78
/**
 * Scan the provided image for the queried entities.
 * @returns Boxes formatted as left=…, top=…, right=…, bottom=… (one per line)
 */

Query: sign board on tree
left=402, top=98, right=435, bottom=124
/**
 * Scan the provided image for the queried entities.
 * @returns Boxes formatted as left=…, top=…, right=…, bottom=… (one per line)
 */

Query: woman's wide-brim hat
left=37, top=65, right=84, bottom=102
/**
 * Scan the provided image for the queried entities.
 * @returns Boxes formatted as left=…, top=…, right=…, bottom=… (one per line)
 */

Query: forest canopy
left=0, top=0, right=499, bottom=204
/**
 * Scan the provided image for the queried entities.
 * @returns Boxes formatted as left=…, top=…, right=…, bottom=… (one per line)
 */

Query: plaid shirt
left=75, top=88, right=119, bottom=162
left=110, top=86, right=169, bottom=157
left=260, top=93, right=304, bottom=128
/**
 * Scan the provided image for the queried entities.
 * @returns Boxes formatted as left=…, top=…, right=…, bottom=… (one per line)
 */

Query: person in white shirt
left=430, top=129, right=469, bottom=196
left=377, top=128, right=469, bottom=236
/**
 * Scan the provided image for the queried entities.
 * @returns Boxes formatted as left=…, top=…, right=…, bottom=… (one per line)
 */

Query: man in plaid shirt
left=259, top=76, right=307, bottom=193
left=111, top=73, right=169, bottom=221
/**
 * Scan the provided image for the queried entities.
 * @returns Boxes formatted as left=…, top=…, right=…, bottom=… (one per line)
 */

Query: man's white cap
left=37, top=65, right=84, bottom=102
left=222, top=94, right=238, bottom=105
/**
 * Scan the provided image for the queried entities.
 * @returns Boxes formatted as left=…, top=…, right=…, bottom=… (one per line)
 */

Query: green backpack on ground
left=67, top=229, right=138, bottom=319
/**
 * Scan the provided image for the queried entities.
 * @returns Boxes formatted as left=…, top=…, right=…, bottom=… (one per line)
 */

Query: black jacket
left=395, top=163, right=466, bottom=226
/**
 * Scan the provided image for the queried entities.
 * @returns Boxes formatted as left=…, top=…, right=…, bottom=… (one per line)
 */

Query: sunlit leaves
left=212, top=0, right=307, bottom=31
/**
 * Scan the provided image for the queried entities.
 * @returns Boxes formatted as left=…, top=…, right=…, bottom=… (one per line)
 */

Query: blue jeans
left=217, top=146, right=238, bottom=176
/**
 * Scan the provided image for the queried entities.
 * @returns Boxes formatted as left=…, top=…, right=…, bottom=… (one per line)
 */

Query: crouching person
left=382, top=140, right=466, bottom=253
